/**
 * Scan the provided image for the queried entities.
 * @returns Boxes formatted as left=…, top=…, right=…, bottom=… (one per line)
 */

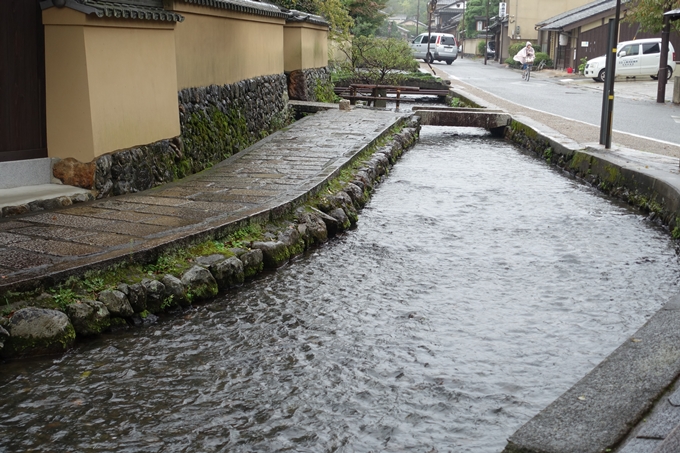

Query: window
left=619, top=44, right=639, bottom=56
left=642, top=43, right=660, bottom=54
left=476, top=20, right=485, bottom=31
left=441, top=36, right=456, bottom=45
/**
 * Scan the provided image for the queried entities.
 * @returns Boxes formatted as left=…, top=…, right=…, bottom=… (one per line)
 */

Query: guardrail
left=334, top=84, right=450, bottom=108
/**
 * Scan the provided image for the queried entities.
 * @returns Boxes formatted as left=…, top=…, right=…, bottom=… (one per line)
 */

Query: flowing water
left=1, top=126, right=679, bottom=453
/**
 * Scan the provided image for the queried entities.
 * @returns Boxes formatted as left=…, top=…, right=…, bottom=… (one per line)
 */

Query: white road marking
left=447, top=74, right=680, bottom=149
left=672, top=116, right=680, bottom=124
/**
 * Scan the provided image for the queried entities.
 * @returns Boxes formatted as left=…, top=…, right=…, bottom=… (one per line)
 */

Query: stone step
left=0, top=184, right=94, bottom=218
left=0, top=157, right=54, bottom=190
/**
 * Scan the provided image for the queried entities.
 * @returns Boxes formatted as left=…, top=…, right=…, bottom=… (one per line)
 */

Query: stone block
left=53, top=158, right=96, bottom=189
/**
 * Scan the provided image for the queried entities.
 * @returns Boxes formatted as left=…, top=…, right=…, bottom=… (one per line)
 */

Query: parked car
left=410, top=33, right=458, bottom=65
left=487, top=41, right=496, bottom=59
left=584, top=38, right=676, bottom=82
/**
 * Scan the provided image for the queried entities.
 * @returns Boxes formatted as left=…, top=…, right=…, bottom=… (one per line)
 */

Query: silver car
left=410, top=33, right=458, bottom=65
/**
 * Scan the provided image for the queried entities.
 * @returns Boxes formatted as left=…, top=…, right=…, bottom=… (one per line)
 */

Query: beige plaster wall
left=43, top=24, right=94, bottom=163
left=505, top=0, right=593, bottom=41
left=85, top=26, right=179, bottom=158
left=43, top=8, right=180, bottom=162
left=172, top=4, right=286, bottom=89
left=284, top=24, right=328, bottom=72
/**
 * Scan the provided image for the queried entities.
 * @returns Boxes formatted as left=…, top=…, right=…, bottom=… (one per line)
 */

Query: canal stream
left=1, top=126, right=679, bottom=452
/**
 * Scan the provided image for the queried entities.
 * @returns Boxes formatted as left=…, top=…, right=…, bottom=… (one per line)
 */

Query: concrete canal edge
left=497, top=114, right=680, bottom=452
left=502, top=298, right=680, bottom=453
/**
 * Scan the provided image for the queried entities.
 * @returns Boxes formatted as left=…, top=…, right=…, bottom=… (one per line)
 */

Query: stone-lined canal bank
left=3, top=101, right=680, bottom=452
left=0, top=109, right=418, bottom=359
left=2, top=125, right=679, bottom=452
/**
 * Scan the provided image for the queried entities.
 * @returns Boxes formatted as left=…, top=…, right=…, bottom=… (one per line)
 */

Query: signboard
left=499, top=2, right=506, bottom=17
left=581, top=41, right=589, bottom=47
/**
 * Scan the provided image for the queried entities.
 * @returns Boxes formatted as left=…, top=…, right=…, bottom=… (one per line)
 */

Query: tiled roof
left=181, top=0, right=288, bottom=19
left=40, top=0, right=184, bottom=22
left=42, top=0, right=329, bottom=26
left=84, top=0, right=184, bottom=21
left=286, top=9, right=328, bottom=26
left=536, top=0, right=630, bottom=31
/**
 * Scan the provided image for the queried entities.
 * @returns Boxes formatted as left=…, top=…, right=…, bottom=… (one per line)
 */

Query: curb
left=503, top=297, right=680, bottom=453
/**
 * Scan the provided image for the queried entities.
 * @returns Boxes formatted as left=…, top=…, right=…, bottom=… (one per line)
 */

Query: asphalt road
left=434, top=57, right=680, bottom=147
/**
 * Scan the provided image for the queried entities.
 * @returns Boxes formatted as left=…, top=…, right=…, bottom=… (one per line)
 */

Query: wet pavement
left=0, top=108, right=409, bottom=293
left=427, top=59, right=680, bottom=158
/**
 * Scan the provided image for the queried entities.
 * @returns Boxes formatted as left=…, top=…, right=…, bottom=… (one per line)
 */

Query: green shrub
left=314, top=79, right=340, bottom=103
left=335, top=36, right=419, bottom=85
left=477, top=41, right=486, bottom=55
left=534, top=52, right=553, bottom=67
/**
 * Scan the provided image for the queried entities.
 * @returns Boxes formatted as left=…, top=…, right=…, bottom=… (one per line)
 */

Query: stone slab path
left=0, top=108, right=409, bottom=294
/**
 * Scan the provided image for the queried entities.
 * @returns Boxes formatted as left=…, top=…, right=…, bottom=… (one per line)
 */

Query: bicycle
left=522, top=63, right=533, bottom=81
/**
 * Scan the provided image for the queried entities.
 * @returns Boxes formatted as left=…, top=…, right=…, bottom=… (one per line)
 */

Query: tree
left=267, top=0, right=319, bottom=13
left=266, top=0, right=354, bottom=41
left=264, top=0, right=392, bottom=38
left=344, top=0, right=390, bottom=36
left=338, top=36, right=419, bottom=84
left=386, top=0, right=428, bottom=23
left=624, top=0, right=680, bottom=33
left=317, top=0, right=354, bottom=40
left=463, top=0, right=498, bottom=38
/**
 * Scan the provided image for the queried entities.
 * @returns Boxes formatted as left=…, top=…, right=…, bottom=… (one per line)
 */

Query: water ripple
left=1, top=126, right=678, bottom=452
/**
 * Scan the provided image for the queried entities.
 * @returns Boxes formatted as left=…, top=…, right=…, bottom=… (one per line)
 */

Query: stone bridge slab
left=413, top=108, right=511, bottom=133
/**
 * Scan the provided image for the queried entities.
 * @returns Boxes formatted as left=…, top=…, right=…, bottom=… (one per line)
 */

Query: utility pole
left=460, top=3, right=466, bottom=58
left=657, top=13, right=671, bottom=103
left=417, top=0, right=421, bottom=35
left=599, top=0, right=621, bottom=149
left=484, top=0, right=490, bottom=64
left=426, top=0, right=437, bottom=63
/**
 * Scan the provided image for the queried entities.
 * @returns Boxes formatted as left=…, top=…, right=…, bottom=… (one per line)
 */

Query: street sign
left=499, top=2, right=506, bottom=17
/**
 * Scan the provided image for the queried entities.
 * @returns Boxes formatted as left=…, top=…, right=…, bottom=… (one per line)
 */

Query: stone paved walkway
left=0, top=108, right=409, bottom=294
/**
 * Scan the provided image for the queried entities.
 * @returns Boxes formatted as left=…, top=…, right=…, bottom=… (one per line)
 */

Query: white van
left=410, top=33, right=458, bottom=65
left=584, top=38, right=676, bottom=82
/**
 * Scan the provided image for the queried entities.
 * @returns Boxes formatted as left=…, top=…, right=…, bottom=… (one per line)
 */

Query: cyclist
left=513, top=42, right=535, bottom=77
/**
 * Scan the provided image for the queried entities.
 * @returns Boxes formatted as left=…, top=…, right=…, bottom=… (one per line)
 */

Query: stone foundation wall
left=94, top=74, right=290, bottom=198
left=287, top=67, right=330, bottom=101
left=1, top=121, right=420, bottom=360
left=505, top=119, right=680, bottom=232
